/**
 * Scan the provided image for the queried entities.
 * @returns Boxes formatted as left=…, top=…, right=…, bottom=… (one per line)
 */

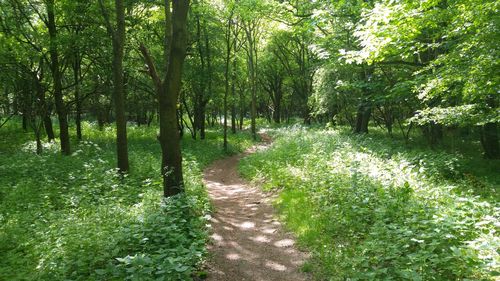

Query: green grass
left=0, top=120, right=255, bottom=281
left=239, top=125, right=499, bottom=280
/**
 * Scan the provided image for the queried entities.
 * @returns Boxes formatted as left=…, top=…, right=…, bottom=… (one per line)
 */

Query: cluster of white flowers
left=21, top=140, right=60, bottom=154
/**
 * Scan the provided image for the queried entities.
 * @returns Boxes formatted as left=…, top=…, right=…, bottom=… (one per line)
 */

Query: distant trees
left=308, top=0, right=498, bottom=158
left=342, top=0, right=499, bottom=158
left=0, top=0, right=497, bottom=167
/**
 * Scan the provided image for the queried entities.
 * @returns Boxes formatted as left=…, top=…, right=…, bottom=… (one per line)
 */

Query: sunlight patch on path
left=203, top=134, right=310, bottom=281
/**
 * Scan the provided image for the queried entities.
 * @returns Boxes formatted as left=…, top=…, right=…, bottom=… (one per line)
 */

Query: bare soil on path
left=202, top=135, right=310, bottom=281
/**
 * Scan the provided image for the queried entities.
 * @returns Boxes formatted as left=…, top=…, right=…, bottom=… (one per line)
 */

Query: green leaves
left=0, top=123, right=255, bottom=280
left=240, top=127, right=499, bottom=280
left=343, top=0, right=499, bottom=129
left=410, top=105, right=500, bottom=127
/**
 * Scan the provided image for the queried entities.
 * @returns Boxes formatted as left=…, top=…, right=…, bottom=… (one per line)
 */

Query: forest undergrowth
left=0, top=121, right=254, bottom=280
left=240, top=125, right=499, bottom=280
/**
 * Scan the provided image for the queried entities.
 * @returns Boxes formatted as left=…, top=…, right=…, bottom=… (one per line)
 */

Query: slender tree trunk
left=481, top=96, right=499, bottom=159
left=249, top=61, right=257, bottom=138
left=239, top=90, right=244, bottom=130
left=47, top=0, right=70, bottom=155
left=22, top=113, right=28, bottom=132
left=244, top=25, right=257, bottom=140
left=177, top=106, right=184, bottom=137
left=36, top=69, right=54, bottom=141
left=273, top=96, right=281, bottom=123
left=73, top=52, right=82, bottom=141
left=193, top=13, right=206, bottom=139
left=43, top=113, right=54, bottom=141
left=200, top=106, right=206, bottom=139
left=231, top=57, right=237, bottom=133
left=354, top=103, right=371, bottom=133
left=112, top=0, right=129, bottom=172
left=204, top=27, right=212, bottom=140
left=481, top=123, right=499, bottom=159
left=33, top=69, right=51, bottom=147
left=35, top=129, right=43, bottom=155
left=193, top=98, right=200, bottom=138
left=223, top=18, right=233, bottom=151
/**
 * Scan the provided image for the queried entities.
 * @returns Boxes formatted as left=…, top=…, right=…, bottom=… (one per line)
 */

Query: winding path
left=202, top=136, right=310, bottom=281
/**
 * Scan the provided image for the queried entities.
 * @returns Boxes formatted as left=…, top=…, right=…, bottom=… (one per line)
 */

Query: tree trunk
left=46, top=0, right=70, bottom=155
left=230, top=55, right=237, bottom=133
left=200, top=106, right=206, bottom=139
left=112, top=0, right=129, bottom=172
left=481, top=96, right=499, bottom=159
left=43, top=113, right=54, bottom=141
left=33, top=65, right=54, bottom=142
left=273, top=97, right=281, bottom=123
left=422, top=122, right=443, bottom=147
left=22, top=113, right=28, bottom=132
left=159, top=0, right=189, bottom=196
left=36, top=71, right=55, bottom=141
left=223, top=17, right=233, bottom=151
left=481, top=122, right=499, bottom=159
left=73, top=52, right=82, bottom=141
left=140, top=0, right=190, bottom=197
left=35, top=132, right=43, bottom=155
left=354, top=103, right=371, bottom=133
left=239, top=92, right=244, bottom=130
left=244, top=24, right=257, bottom=140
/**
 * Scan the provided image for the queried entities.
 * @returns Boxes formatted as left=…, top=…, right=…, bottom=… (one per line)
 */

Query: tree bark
left=73, top=51, right=82, bottom=141
left=231, top=57, right=237, bottom=133
left=140, top=0, right=190, bottom=197
left=99, top=0, right=130, bottom=172
left=354, top=103, right=371, bottom=133
left=223, top=16, right=234, bottom=151
left=239, top=89, right=245, bottom=130
left=160, top=0, right=189, bottom=196
left=200, top=106, right=206, bottom=139
left=244, top=23, right=257, bottom=140
left=46, top=0, right=70, bottom=155
left=43, top=113, right=54, bottom=141
left=481, top=123, right=499, bottom=159
left=33, top=60, right=55, bottom=141
left=481, top=96, right=499, bottom=159
left=273, top=96, right=281, bottom=123
left=113, top=0, right=129, bottom=172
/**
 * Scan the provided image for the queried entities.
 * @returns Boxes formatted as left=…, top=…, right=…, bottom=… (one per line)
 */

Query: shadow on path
left=203, top=135, right=310, bottom=281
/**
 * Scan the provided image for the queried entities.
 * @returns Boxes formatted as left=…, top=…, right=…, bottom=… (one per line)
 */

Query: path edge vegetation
left=0, top=122, right=257, bottom=280
left=239, top=126, right=499, bottom=280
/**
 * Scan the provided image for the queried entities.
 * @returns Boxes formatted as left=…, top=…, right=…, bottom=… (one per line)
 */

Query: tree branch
left=0, top=113, right=15, bottom=129
left=139, top=44, right=162, bottom=93
left=98, top=0, right=115, bottom=39
left=376, top=60, right=427, bottom=67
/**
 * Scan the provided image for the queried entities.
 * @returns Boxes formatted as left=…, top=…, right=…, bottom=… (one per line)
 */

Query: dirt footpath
left=202, top=136, right=310, bottom=281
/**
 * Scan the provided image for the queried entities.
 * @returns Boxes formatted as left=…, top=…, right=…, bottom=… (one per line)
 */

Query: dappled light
left=0, top=124, right=256, bottom=280
left=240, top=127, right=499, bottom=280
left=0, top=0, right=498, bottom=279
left=203, top=143, right=309, bottom=281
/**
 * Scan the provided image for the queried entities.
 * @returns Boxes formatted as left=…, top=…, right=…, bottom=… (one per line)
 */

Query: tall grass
left=240, top=126, right=499, bottom=280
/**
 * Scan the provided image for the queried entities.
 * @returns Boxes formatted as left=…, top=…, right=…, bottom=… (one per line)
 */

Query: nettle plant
left=240, top=127, right=499, bottom=280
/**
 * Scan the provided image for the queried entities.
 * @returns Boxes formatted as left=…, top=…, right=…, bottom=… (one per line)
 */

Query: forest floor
left=0, top=122, right=257, bottom=280
left=238, top=126, right=499, bottom=280
left=203, top=134, right=310, bottom=281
